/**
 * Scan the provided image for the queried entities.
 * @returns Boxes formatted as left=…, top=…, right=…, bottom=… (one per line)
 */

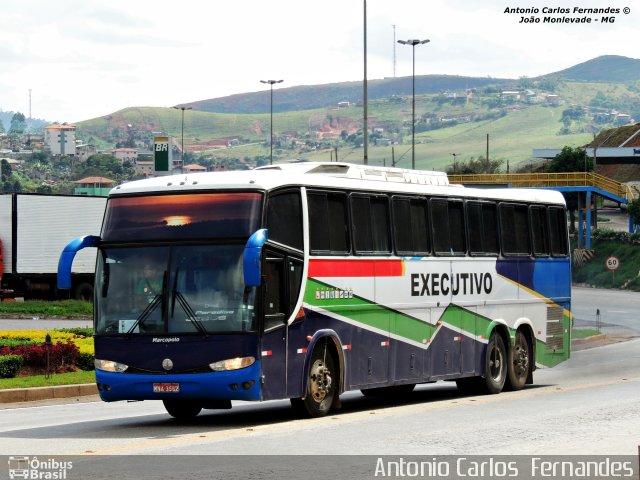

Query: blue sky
left=1, top=0, right=637, bottom=122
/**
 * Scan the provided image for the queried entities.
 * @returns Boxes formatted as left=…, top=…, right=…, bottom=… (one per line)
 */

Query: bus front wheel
left=163, top=400, right=202, bottom=419
left=302, top=347, right=336, bottom=418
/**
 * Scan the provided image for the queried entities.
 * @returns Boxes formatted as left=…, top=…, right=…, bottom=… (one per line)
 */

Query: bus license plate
left=153, top=383, right=180, bottom=393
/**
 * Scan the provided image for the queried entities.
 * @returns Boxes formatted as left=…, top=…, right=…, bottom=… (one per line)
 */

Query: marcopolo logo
left=8, top=456, right=73, bottom=479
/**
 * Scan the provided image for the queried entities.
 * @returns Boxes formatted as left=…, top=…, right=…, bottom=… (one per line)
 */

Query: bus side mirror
left=57, top=235, right=101, bottom=289
left=243, top=229, right=268, bottom=287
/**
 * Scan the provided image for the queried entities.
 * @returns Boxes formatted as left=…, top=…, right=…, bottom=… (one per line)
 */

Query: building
left=112, top=148, right=138, bottom=163
left=183, top=163, right=207, bottom=173
left=134, top=160, right=154, bottom=177
left=73, top=176, right=115, bottom=196
left=76, top=144, right=97, bottom=162
left=45, top=125, right=77, bottom=156
left=533, top=123, right=640, bottom=182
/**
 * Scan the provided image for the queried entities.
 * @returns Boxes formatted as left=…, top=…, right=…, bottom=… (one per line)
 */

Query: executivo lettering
left=410, top=272, right=493, bottom=297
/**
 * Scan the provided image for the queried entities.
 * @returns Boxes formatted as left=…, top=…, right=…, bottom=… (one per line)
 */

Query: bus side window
left=467, top=201, right=499, bottom=255
left=266, top=191, right=303, bottom=251
left=530, top=205, right=549, bottom=256
left=431, top=198, right=466, bottom=255
left=548, top=207, right=569, bottom=256
left=308, top=191, right=350, bottom=254
left=393, top=196, right=431, bottom=256
left=500, top=203, right=531, bottom=256
left=351, top=194, right=391, bottom=254
left=264, top=256, right=286, bottom=331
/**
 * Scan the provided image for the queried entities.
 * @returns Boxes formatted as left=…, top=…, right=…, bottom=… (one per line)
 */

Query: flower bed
left=0, top=329, right=94, bottom=378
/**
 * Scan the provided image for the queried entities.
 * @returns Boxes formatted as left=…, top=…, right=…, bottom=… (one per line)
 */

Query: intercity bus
left=58, top=162, right=571, bottom=418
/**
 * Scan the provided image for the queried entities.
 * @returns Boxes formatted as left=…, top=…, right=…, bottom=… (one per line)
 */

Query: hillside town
left=0, top=75, right=639, bottom=196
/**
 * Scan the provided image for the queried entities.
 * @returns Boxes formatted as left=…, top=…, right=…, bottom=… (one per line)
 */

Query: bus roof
left=110, top=162, right=566, bottom=205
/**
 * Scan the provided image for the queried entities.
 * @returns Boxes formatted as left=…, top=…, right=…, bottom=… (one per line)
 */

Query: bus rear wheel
left=163, top=400, right=202, bottom=419
left=506, top=329, right=531, bottom=391
left=302, top=347, right=336, bottom=418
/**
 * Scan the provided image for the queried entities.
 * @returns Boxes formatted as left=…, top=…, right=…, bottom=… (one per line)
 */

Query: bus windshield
left=95, top=244, right=256, bottom=335
left=101, top=192, right=263, bottom=241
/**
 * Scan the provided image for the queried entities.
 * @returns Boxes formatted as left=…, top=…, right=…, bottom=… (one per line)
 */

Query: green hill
left=543, top=55, right=640, bottom=83
left=75, top=55, right=640, bottom=171
left=184, top=75, right=513, bottom=115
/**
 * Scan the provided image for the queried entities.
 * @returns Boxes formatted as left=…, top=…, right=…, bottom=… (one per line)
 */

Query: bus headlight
left=95, top=359, right=129, bottom=373
left=209, top=356, right=255, bottom=372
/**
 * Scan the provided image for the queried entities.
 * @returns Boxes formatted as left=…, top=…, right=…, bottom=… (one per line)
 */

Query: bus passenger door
left=260, top=250, right=304, bottom=401
left=260, top=252, right=287, bottom=400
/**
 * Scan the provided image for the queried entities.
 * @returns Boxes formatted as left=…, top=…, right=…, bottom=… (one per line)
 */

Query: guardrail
left=447, top=172, right=635, bottom=202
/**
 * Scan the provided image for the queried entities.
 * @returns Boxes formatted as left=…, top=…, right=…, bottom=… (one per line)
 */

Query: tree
left=9, top=112, right=26, bottom=134
left=545, top=146, right=593, bottom=233
left=628, top=198, right=640, bottom=232
left=1, top=159, right=12, bottom=182
left=446, top=156, right=504, bottom=175
left=545, top=146, right=592, bottom=173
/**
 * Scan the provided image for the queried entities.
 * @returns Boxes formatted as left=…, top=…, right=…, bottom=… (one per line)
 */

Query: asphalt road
left=1, top=287, right=639, bottom=478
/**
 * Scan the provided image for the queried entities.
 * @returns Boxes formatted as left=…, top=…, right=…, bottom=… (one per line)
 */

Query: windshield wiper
left=126, top=294, right=162, bottom=336
left=175, top=292, right=208, bottom=336
left=126, top=270, right=166, bottom=336
left=170, top=268, right=208, bottom=336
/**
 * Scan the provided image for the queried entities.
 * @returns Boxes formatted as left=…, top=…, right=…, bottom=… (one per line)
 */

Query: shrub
left=592, top=228, right=640, bottom=244
left=76, top=352, right=95, bottom=371
left=56, top=327, right=93, bottom=337
left=0, top=342, right=80, bottom=373
left=0, top=339, right=36, bottom=348
left=0, top=355, right=24, bottom=378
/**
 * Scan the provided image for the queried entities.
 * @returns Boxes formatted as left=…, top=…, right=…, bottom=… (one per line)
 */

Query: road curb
left=0, top=383, right=98, bottom=403
left=571, top=334, right=607, bottom=346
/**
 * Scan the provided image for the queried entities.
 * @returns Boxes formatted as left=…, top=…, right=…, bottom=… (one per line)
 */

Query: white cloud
left=0, top=0, right=637, bottom=121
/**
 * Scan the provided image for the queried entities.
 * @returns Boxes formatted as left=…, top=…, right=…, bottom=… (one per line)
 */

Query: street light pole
left=260, top=79, right=283, bottom=165
left=397, top=39, right=430, bottom=170
left=173, top=106, right=191, bottom=174
left=451, top=153, right=458, bottom=174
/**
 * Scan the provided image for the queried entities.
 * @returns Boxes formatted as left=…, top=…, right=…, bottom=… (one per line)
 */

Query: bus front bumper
left=95, top=361, right=262, bottom=402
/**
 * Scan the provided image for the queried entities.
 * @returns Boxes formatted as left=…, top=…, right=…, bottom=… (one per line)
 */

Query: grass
left=0, top=370, right=95, bottom=390
left=572, top=238, right=640, bottom=290
left=572, top=328, right=601, bottom=339
left=0, top=300, right=92, bottom=318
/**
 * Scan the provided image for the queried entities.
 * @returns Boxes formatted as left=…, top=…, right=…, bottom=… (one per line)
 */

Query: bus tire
left=73, top=282, right=94, bottom=301
left=302, top=347, right=336, bottom=418
left=455, top=377, right=483, bottom=395
left=484, top=331, right=507, bottom=394
left=163, top=400, right=202, bottom=419
left=506, top=329, right=531, bottom=391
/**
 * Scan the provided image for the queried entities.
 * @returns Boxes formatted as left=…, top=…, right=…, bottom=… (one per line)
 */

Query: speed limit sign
left=605, top=256, right=620, bottom=271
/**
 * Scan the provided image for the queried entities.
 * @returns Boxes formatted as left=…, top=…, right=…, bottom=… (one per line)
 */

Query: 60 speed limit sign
left=605, top=256, right=620, bottom=271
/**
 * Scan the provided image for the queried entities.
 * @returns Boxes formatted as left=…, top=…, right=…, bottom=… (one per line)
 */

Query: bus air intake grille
left=545, top=306, right=564, bottom=352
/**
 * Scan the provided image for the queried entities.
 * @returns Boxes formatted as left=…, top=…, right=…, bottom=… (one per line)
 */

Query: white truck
left=0, top=193, right=106, bottom=300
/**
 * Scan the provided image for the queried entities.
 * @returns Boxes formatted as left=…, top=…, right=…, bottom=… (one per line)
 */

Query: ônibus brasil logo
left=8, top=456, right=73, bottom=479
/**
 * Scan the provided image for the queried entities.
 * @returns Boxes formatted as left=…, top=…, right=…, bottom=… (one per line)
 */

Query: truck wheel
left=74, top=282, right=94, bottom=301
